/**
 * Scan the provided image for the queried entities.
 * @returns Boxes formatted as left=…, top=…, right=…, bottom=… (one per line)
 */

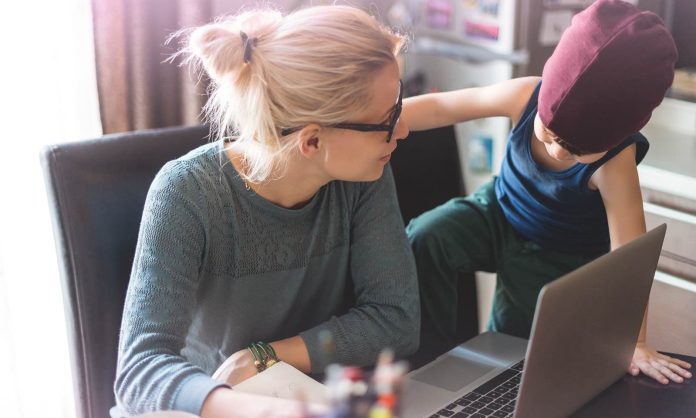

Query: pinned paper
left=464, top=19, right=500, bottom=41
left=543, top=0, right=637, bottom=7
left=538, top=10, right=574, bottom=46
left=468, top=134, right=494, bottom=173
left=543, top=0, right=593, bottom=6
left=425, top=0, right=454, bottom=30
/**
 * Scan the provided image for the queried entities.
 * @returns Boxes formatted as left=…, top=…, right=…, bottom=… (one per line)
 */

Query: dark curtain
left=91, top=0, right=218, bottom=133
left=91, top=0, right=394, bottom=133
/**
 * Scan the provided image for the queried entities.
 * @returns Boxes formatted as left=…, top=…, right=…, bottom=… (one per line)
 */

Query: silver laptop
left=402, top=224, right=667, bottom=418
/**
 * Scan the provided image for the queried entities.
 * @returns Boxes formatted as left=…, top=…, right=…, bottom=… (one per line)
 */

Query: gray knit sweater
left=114, top=142, right=419, bottom=415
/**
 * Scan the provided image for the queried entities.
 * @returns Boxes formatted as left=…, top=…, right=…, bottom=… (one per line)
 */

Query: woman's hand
left=213, top=348, right=258, bottom=386
left=629, top=342, right=692, bottom=384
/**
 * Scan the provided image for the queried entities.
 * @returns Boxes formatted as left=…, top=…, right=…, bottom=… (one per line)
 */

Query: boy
left=403, top=0, right=691, bottom=384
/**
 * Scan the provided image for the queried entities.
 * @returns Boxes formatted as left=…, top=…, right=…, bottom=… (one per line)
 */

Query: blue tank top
left=495, top=82, right=649, bottom=254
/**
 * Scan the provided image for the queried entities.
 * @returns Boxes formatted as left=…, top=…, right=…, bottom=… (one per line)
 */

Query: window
left=0, top=1, right=102, bottom=416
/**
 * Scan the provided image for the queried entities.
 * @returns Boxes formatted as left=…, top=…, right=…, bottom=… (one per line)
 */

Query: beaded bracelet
left=247, top=341, right=279, bottom=373
left=258, top=342, right=279, bottom=368
left=248, top=342, right=266, bottom=373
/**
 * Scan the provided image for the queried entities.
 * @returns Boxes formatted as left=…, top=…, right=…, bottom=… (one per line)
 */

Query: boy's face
left=533, top=114, right=607, bottom=164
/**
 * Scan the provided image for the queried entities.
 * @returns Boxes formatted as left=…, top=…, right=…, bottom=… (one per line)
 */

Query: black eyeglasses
left=281, top=80, right=403, bottom=143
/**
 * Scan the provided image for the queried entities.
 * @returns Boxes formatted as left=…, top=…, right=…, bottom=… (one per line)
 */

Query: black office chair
left=391, top=126, right=479, bottom=368
left=41, top=125, right=210, bottom=418
left=41, top=124, right=476, bottom=418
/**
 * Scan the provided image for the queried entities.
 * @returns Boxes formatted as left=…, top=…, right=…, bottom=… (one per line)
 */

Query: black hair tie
left=240, top=31, right=257, bottom=64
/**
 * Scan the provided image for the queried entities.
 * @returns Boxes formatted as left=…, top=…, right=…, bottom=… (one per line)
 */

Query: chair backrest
left=390, top=126, right=464, bottom=224
left=41, top=125, right=210, bottom=418
left=41, top=124, right=468, bottom=418
left=391, top=126, right=479, bottom=367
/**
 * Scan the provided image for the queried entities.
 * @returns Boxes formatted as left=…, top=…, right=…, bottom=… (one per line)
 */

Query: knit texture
left=114, top=142, right=419, bottom=415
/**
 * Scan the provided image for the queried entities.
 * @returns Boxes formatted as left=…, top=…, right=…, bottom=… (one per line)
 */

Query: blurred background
left=0, top=1, right=694, bottom=417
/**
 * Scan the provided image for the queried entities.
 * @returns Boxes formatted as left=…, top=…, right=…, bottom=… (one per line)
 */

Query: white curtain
left=0, top=0, right=102, bottom=416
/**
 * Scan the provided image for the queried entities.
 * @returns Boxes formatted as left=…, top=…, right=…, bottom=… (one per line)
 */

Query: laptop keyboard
left=428, top=360, right=524, bottom=418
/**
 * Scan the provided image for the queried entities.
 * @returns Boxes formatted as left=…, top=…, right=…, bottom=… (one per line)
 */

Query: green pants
left=406, top=180, right=600, bottom=350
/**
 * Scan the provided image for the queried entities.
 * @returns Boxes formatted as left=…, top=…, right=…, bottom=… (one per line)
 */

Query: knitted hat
left=538, top=0, right=677, bottom=154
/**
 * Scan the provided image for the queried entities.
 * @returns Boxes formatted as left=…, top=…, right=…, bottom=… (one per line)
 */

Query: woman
left=114, top=5, right=418, bottom=418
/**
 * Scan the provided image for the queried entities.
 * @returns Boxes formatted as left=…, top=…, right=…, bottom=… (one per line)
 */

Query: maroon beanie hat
left=538, top=0, right=677, bottom=154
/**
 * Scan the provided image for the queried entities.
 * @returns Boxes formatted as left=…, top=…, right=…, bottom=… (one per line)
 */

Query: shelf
left=639, top=96, right=696, bottom=199
left=649, top=96, right=696, bottom=135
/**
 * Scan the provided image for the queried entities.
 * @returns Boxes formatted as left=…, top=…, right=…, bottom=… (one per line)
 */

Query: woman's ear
left=297, top=124, right=323, bottom=158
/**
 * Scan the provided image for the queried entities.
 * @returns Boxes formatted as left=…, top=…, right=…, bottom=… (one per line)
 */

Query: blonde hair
left=181, top=5, right=406, bottom=183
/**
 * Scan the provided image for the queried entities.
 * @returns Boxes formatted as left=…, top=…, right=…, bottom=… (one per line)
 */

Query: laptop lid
left=514, top=224, right=667, bottom=418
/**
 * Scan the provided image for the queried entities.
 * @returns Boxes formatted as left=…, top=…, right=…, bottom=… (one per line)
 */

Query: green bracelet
left=248, top=343, right=266, bottom=373
left=248, top=342, right=280, bottom=373
left=257, top=342, right=279, bottom=368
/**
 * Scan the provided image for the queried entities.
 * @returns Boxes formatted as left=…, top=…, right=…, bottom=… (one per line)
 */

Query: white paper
left=538, top=10, right=574, bottom=46
left=232, top=362, right=330, bottom=405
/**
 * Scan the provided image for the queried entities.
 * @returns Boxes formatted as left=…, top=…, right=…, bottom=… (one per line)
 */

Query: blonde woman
left=113, top=5, right=418, bottom=418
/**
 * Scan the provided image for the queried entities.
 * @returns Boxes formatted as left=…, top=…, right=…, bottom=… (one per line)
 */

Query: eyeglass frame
left=280, top=80, right=403, bottom=143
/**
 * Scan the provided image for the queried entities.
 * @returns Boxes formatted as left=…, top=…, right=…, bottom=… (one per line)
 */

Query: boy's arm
left=402, top=76, right=540, bottom=132
left=591, top=144, right=645, bottom=249
left=593, top=145, right=692, bottom=384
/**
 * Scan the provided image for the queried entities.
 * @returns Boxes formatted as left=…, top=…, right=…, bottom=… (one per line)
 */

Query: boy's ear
left=297, top=124, right=323, bottom=157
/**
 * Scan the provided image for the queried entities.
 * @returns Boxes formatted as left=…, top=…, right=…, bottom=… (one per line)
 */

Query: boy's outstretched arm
left=592, top=144, right=693, bottom=384
left=402, top=76, right=540, bottom=132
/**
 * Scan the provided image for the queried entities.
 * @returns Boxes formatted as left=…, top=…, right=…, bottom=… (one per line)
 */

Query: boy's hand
left=629, top=342, right=692, bottom=384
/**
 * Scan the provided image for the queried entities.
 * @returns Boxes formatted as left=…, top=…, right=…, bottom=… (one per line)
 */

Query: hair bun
left=189, top=25, right=241, bottom=80
left=188, top=10, right=282, bottom=81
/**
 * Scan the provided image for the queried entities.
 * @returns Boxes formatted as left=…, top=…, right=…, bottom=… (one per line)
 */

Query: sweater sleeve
left=114, top=160, right=227, bottom=416
left=300, top=165, right=420, bottom=372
